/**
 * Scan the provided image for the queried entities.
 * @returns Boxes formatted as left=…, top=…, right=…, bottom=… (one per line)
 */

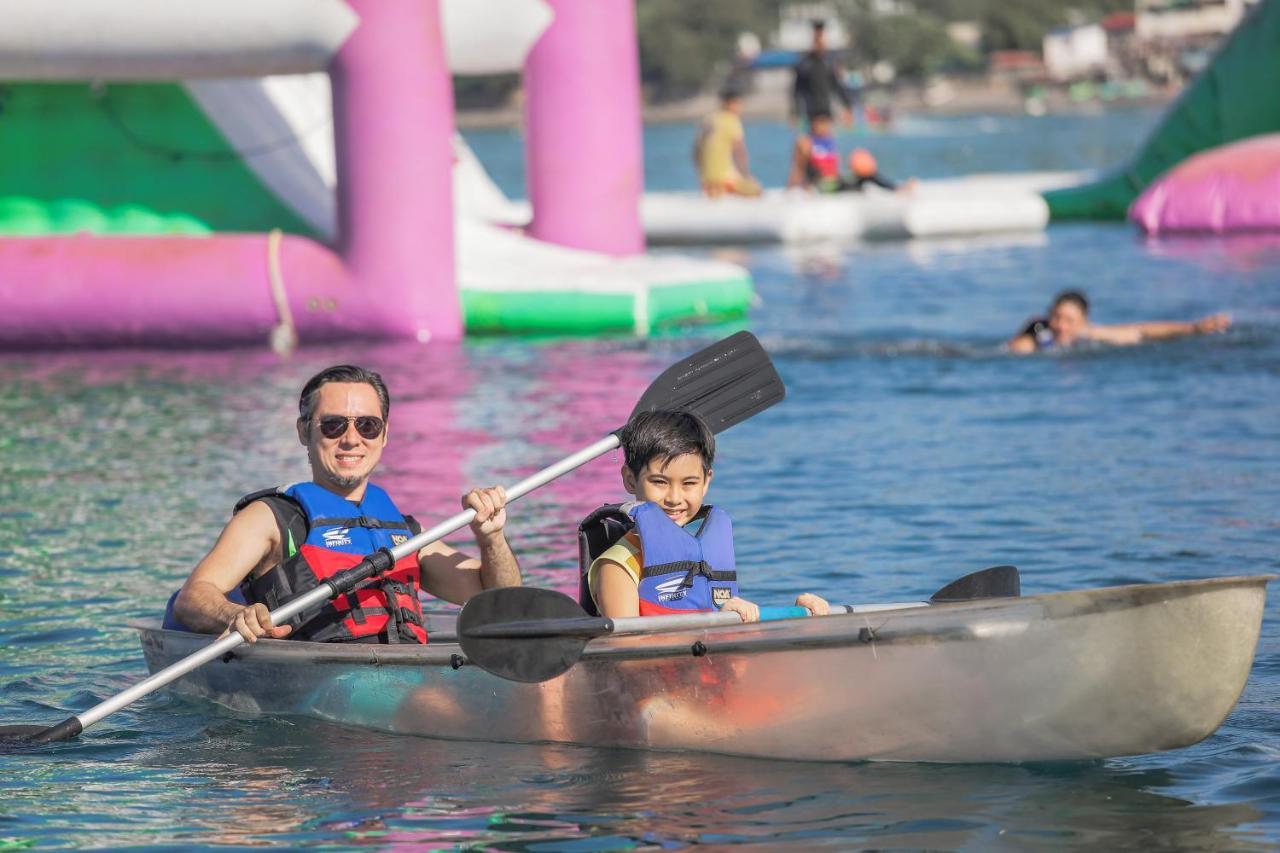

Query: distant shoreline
left=456, top=77, right=1175, bottom=130
left=455, top=75, right=1172, bottom=129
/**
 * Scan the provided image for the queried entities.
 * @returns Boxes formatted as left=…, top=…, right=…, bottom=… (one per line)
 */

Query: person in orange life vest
left=586, top=409, right=828, bottom=621
left=173, top=364, right=522, bottom=644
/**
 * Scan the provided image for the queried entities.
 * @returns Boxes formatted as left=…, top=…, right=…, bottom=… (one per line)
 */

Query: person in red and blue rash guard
left=787, top=111, right=844, bottom=193
left=170, top=365, right=522, bottom=644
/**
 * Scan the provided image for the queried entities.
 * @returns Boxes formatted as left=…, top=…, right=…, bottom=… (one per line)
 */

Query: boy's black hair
left=619, top=410, right=715, bottom=476
left=1052, top=290, right=1089, bottom=316
left=298, top=364, right=391, bottom=422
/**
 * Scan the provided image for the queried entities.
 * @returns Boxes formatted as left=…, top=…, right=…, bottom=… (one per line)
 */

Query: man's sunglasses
left=315, top=415, right=385, bottom=440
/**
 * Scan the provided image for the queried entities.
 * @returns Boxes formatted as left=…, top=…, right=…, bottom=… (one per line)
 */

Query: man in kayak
left=1008, top=290, right=1232, bottom=353
left=581, top=409, right=827, bottom=621
left=693, top=86, right=762, bottom=198
left=171, top=364, right=522, bottom=644
left=791, top=20, right=854, bottom=129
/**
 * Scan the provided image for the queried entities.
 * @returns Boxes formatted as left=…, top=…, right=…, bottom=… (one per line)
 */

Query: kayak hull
left=134, top=575, right=1269, bottom=763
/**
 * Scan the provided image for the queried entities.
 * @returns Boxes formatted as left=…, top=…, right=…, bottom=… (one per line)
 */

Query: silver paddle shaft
left=603, top=602, right=924, bottom=636
left=76, top=433, right=623, bottom=731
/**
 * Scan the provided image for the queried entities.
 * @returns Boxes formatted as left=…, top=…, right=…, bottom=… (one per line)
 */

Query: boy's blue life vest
left=237, top=481, right=427, bottom=643
left=577, top=501, right=738, bottom=617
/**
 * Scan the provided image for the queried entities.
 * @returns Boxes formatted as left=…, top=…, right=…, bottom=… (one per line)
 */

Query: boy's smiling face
left=622, top=453, right=712, bottom=527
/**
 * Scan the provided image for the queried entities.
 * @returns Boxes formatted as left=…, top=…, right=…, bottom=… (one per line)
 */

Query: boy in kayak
left=1008, top=290, right=1232, bottom=353
left=694, top=86, right=763, bottom=198
left=581, top=409, right=828, bottom=621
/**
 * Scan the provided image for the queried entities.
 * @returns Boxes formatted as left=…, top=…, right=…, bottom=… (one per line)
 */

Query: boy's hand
left=721, top=596, right=760, bottom=623
left=795, top=592, right=830, bottom=616
left=463, top=486, right=508, bottom=540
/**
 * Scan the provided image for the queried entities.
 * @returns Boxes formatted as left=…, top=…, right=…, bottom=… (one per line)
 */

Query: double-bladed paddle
left=457, top=566, right=1021, bottom=683
left=1, top=331, right=786, bottom=745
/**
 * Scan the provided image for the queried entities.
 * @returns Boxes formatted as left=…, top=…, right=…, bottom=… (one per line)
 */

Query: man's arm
left=1085, top=314, right=1230, bottom=345
left=418, top=486, right=521, bottom=606
left=174, top=501, right=289, bottom=641
left=827, top=60, right=854, bottom=124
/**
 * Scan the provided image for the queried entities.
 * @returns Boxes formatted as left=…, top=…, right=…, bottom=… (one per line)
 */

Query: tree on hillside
left=635, top=0, right=780, bottom=101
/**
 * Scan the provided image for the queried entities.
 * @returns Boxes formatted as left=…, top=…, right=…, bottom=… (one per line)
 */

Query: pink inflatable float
left=1131, top=133, right=1280, bottom=235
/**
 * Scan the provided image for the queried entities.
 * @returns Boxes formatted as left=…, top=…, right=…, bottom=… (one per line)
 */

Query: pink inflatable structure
left=1130, top=133, right=1280, bottom=235
left=0, top=0, right=649, bottom=348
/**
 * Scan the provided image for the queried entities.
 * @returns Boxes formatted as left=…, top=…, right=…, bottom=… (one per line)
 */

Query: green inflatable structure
left=1045, top=0, right=1280, bottom=220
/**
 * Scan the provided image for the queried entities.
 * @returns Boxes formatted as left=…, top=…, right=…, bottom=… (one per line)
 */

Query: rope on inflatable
left=266, top=228, right=298, bottom=357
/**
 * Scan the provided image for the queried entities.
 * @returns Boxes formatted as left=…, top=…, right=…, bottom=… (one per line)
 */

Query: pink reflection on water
left=1141, top=232, right=1280, bottom=274
left=507, top=341, right=667, bottom=592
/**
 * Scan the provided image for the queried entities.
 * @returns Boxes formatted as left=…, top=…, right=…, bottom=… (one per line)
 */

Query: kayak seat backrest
left=576, top=503, right=635, bottom=617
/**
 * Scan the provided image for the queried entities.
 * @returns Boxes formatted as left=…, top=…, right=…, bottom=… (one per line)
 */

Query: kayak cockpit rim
left=131, top=574, right=1274, bottom=668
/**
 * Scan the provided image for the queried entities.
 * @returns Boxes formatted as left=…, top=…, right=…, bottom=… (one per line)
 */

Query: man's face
left=297, top=382, right=387, bottom=493
left=811, top=115, right=833, bottom=137
left=622, top=453, right=711, bottom=528
left=1049, top=301, right=1088, bottom=344
left=813, top=28, right=826, bottom=52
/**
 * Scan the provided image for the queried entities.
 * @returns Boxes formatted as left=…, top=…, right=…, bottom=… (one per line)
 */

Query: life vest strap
left=640, top=559, right=736, bottom=586
left=309, top=515, right=411, bottom=530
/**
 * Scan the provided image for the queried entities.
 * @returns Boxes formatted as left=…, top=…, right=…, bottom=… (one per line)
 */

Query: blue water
left=3, top=109, right=1280, bottom=849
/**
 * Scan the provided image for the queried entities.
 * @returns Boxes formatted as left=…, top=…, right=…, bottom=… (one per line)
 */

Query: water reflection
left=106, top=718, right=1270, bottom=850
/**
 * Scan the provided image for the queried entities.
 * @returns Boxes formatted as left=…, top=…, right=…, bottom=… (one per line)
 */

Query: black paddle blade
left=458, top=587, right=596, bottom=684
left=627, top=331, right=785, bottom=435
left=0, top=724, right=53, bottom=740
left=930, top=566, right=1021, bottom=602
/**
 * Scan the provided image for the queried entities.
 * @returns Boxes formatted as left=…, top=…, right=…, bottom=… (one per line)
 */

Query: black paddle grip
left=326, top=548, right=396, bottom=596
left=30, top=715, right=83, bottom=743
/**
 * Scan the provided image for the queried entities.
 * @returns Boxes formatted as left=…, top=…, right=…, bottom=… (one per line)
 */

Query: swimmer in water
left=1008, top=290, right=1232, bottom=354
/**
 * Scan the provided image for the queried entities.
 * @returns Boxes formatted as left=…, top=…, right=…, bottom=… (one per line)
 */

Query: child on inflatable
left=579, top=409, right=828, bottom=621
left=786, top=111, right=908, bottom=194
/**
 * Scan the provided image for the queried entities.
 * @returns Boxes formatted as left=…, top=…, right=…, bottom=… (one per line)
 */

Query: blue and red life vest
left=238, top=482, right=427, bottom=643
left=806, top=133, right=841, bottom=191
left=577, top=501, right=738, bottom=616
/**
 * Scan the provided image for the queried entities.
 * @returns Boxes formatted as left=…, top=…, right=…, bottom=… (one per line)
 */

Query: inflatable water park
left=0, top=0, right=752, bottom=348
left=1045, top=0, right=1280, bottom=234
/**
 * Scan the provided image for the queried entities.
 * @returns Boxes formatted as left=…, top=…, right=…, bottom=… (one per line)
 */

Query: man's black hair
left=298, top=365, right=391, bottom=422
left=1052, top=290, right=1090, bottom=316
left=619, top=410, right=715, bottom=476
left=811, top=19, right=826, bottom=31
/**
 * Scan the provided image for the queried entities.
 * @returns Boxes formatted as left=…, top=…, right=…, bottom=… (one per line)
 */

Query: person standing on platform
left=791, top=20, right=854, bottom=129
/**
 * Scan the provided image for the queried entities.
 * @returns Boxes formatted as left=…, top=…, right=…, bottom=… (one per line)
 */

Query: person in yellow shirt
left=693, top=88, right=762, bottom=198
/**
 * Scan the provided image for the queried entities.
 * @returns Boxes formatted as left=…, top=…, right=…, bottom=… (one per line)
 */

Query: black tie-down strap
left=377, top=578, right=423, bottom=644
left=640, top=560, right=736, bottom=588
